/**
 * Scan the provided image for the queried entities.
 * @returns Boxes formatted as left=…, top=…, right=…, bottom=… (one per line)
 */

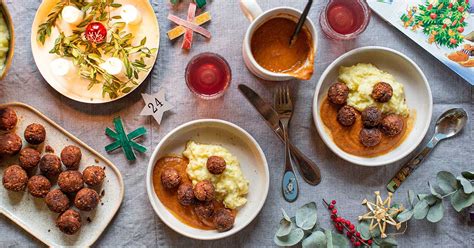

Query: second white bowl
left=312, top=46, right=433, bottom=166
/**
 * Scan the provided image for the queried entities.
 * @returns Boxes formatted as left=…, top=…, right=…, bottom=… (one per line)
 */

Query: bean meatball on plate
left=146, top=119, right=269, bottom=240
left=313, top=46, right=432, bottom=166
left=0, top=102, right=124, bottom=247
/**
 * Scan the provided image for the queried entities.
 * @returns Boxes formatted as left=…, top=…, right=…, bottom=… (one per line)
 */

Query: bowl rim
left=145, top=119, right=270, bottom=240
left=312, top=46, right=433, bottom=166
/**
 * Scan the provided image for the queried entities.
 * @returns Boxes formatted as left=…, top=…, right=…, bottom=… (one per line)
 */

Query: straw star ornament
left=358, top=191, right=404, bottom=239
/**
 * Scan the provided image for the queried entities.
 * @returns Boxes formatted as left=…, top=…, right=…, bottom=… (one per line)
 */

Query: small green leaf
left=408, top=190, right=415, bottom=208
left=417, top=193, right=428, bottom=201
left=356, top=221, right=371, bottom=240
left=302, top=231, right=326, bottom=248
left=374, top=237, right=398, bottom=248
left=437, top=171, right=458, bottom=194
left=461, top=171, right=474, bottom=180
left=295, top=202, right=317, bottom=230
left=450, top=190, right=474, bottom=212
left=397, top=209, right=414, bottom=222
left=424, top=194, right=439, bottom=205
left=429, top=182, right=443, bottom=199
left=457, top=176, right=473, bottom=194
left=276, top=218, right=294, bottom=238
left=274, top=228, right=304, bottom=247
left=426, top=200, right=444, bottom=223
left=325, top=229, right=333, bottom=248
left=331, top=232, right=349, bottom=248
left=281, top=208, right=291, bottom=222
left=413, top=200, right=429, bottom=219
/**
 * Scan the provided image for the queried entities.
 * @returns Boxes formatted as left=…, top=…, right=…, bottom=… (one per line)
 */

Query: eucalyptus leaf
left=274, top=228, right=305, bottom=247
left=413, top=200, right=429, bottom=219
left=281, top=208, right=291, bottom=222
left=356, top=221, right=371, bottom=240
left=417, top=193, right=428, bottom=201
left=325, top=229, right=333, bottom=248
left=424, top=194, right=439, bottom=205
left=450, top=190, right=474, bottom=212
left=331, top=232, right=349, bottom=248
left=457, top=176, right=473, bottom=194
left=461, top=171, right=474, bottom=180
left=397, top=209, right=414, bottom=222
left=374, top=237, right=398, bottom=248
left=276, top=218, right=294, bottom=238
left=408, top=190, right=415, bottom=208
left=426, top=200, right=444, bottom=223
left=429, top=182, right=443, bottom=199
left=302, top=231, right=326, bottom=248
left=437, top=171, right=458, bottom=194
left=295, top=202, right=318, bottom=230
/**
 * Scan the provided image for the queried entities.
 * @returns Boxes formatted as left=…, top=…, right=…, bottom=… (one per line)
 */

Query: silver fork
left=274, top=86, right=299, bottom=202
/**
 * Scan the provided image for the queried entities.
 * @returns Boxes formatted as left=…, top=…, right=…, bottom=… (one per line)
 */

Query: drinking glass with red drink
left=185, top=52, right=232, bottom=100
left=320, top=0, right=370, bottom=40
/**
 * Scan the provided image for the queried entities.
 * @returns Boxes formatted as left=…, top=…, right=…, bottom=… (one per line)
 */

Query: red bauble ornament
left=450, top=38, right=457, bottom=45
left=458, top=27, right=465, bottom=33
left=85, top=22, right=107, bottom=44
left=430, top=13, right=437, bottom=19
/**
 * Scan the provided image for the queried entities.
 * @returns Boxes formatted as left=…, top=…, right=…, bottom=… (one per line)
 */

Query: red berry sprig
left=323, top=199, right=372, bottom=247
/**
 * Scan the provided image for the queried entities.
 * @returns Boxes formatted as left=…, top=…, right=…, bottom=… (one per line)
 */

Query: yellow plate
left=30, top=0, right=160, bottom=104
left=0, top=0, right=14, bottom=80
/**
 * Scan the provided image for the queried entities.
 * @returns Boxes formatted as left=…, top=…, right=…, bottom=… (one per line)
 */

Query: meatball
left=0, top=107, right=17, bottom=131
left=177, top=183, right=195, bottom=206
left=161, top=167, right=181, bottom=190
left=381, top=114, right=404, bottom=136
left=19, top=148, right=41, bottom=170
left=0, top=133, right=22, bottom=156
left=337, top=105, right=357, bottom=127
left=359, top=128, right=382, bottom=147
left=371, top=82, right=393, bottom=103
left=327, top=82, right=349, bottom=105
left=194, top=180, right=215, bottom=202
left=361, top=106, right=382, bottom=128
left=83, top=166, right=106, bottom=187
left=74, top=188, right=99, bottom=211
left=45, top=189, right=70, bottom=213
left=39, top=154, right=62, bottom=178
left=27, top=175, right=51, bottom=198
left=214, top=209, right=235, bottom=232
left=60, top=145, right=82, bottom=170
left=56, top=209, right=81, bottom=235
left=58, top=171, right=84, bottom=193
left=207, top=156, right=226, bottom=175
left=2, top=165, right=28, bottom=192
left=194, top=201, right=215, bottom=220
left=24, top=123, right=46, bottom=145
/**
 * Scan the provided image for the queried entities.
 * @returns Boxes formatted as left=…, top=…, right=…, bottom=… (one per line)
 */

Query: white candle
left=61, top=6, right=84, bottom=25
left=50, top=58, right=72, bottom=77
left=101, top=58, right=124, bottom=76
left=120, top=5, right=142, bottom=25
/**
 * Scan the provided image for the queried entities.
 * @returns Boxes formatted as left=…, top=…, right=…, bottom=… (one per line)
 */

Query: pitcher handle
left=240, top=0, right=263, bottom=22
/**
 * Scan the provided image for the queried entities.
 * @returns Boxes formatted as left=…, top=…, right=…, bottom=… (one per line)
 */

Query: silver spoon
left=387, top=108, right=468, bottom=192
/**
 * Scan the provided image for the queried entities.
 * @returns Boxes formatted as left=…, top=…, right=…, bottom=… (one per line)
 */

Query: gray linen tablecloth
left=1, top=0, right=473, bottom=247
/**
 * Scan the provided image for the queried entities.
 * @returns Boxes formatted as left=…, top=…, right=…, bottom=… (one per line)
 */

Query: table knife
left=238, top=84, right=321, bottom=185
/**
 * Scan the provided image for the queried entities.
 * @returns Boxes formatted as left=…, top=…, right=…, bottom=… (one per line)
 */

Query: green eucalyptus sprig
left=274, top=202, right=349, bottom=247
left=397, top=171, right=474, bottom=223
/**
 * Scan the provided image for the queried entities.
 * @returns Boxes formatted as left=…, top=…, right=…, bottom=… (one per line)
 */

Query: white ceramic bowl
left=312, top=46, right=433, bottom=166
left=146, top=119, right=269, bottom=240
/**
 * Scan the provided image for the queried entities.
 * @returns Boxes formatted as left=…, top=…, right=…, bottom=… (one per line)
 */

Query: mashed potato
left=183, top=141, right=249, bottom=209
left=338, top=63, right=409, bottom=116
left=0, top=12, right=9, bottom=71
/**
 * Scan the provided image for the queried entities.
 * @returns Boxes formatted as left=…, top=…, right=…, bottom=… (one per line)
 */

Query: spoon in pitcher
left=387, top=108, right=468, bottom=192
left=289, top=0, right=313, bottom=46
